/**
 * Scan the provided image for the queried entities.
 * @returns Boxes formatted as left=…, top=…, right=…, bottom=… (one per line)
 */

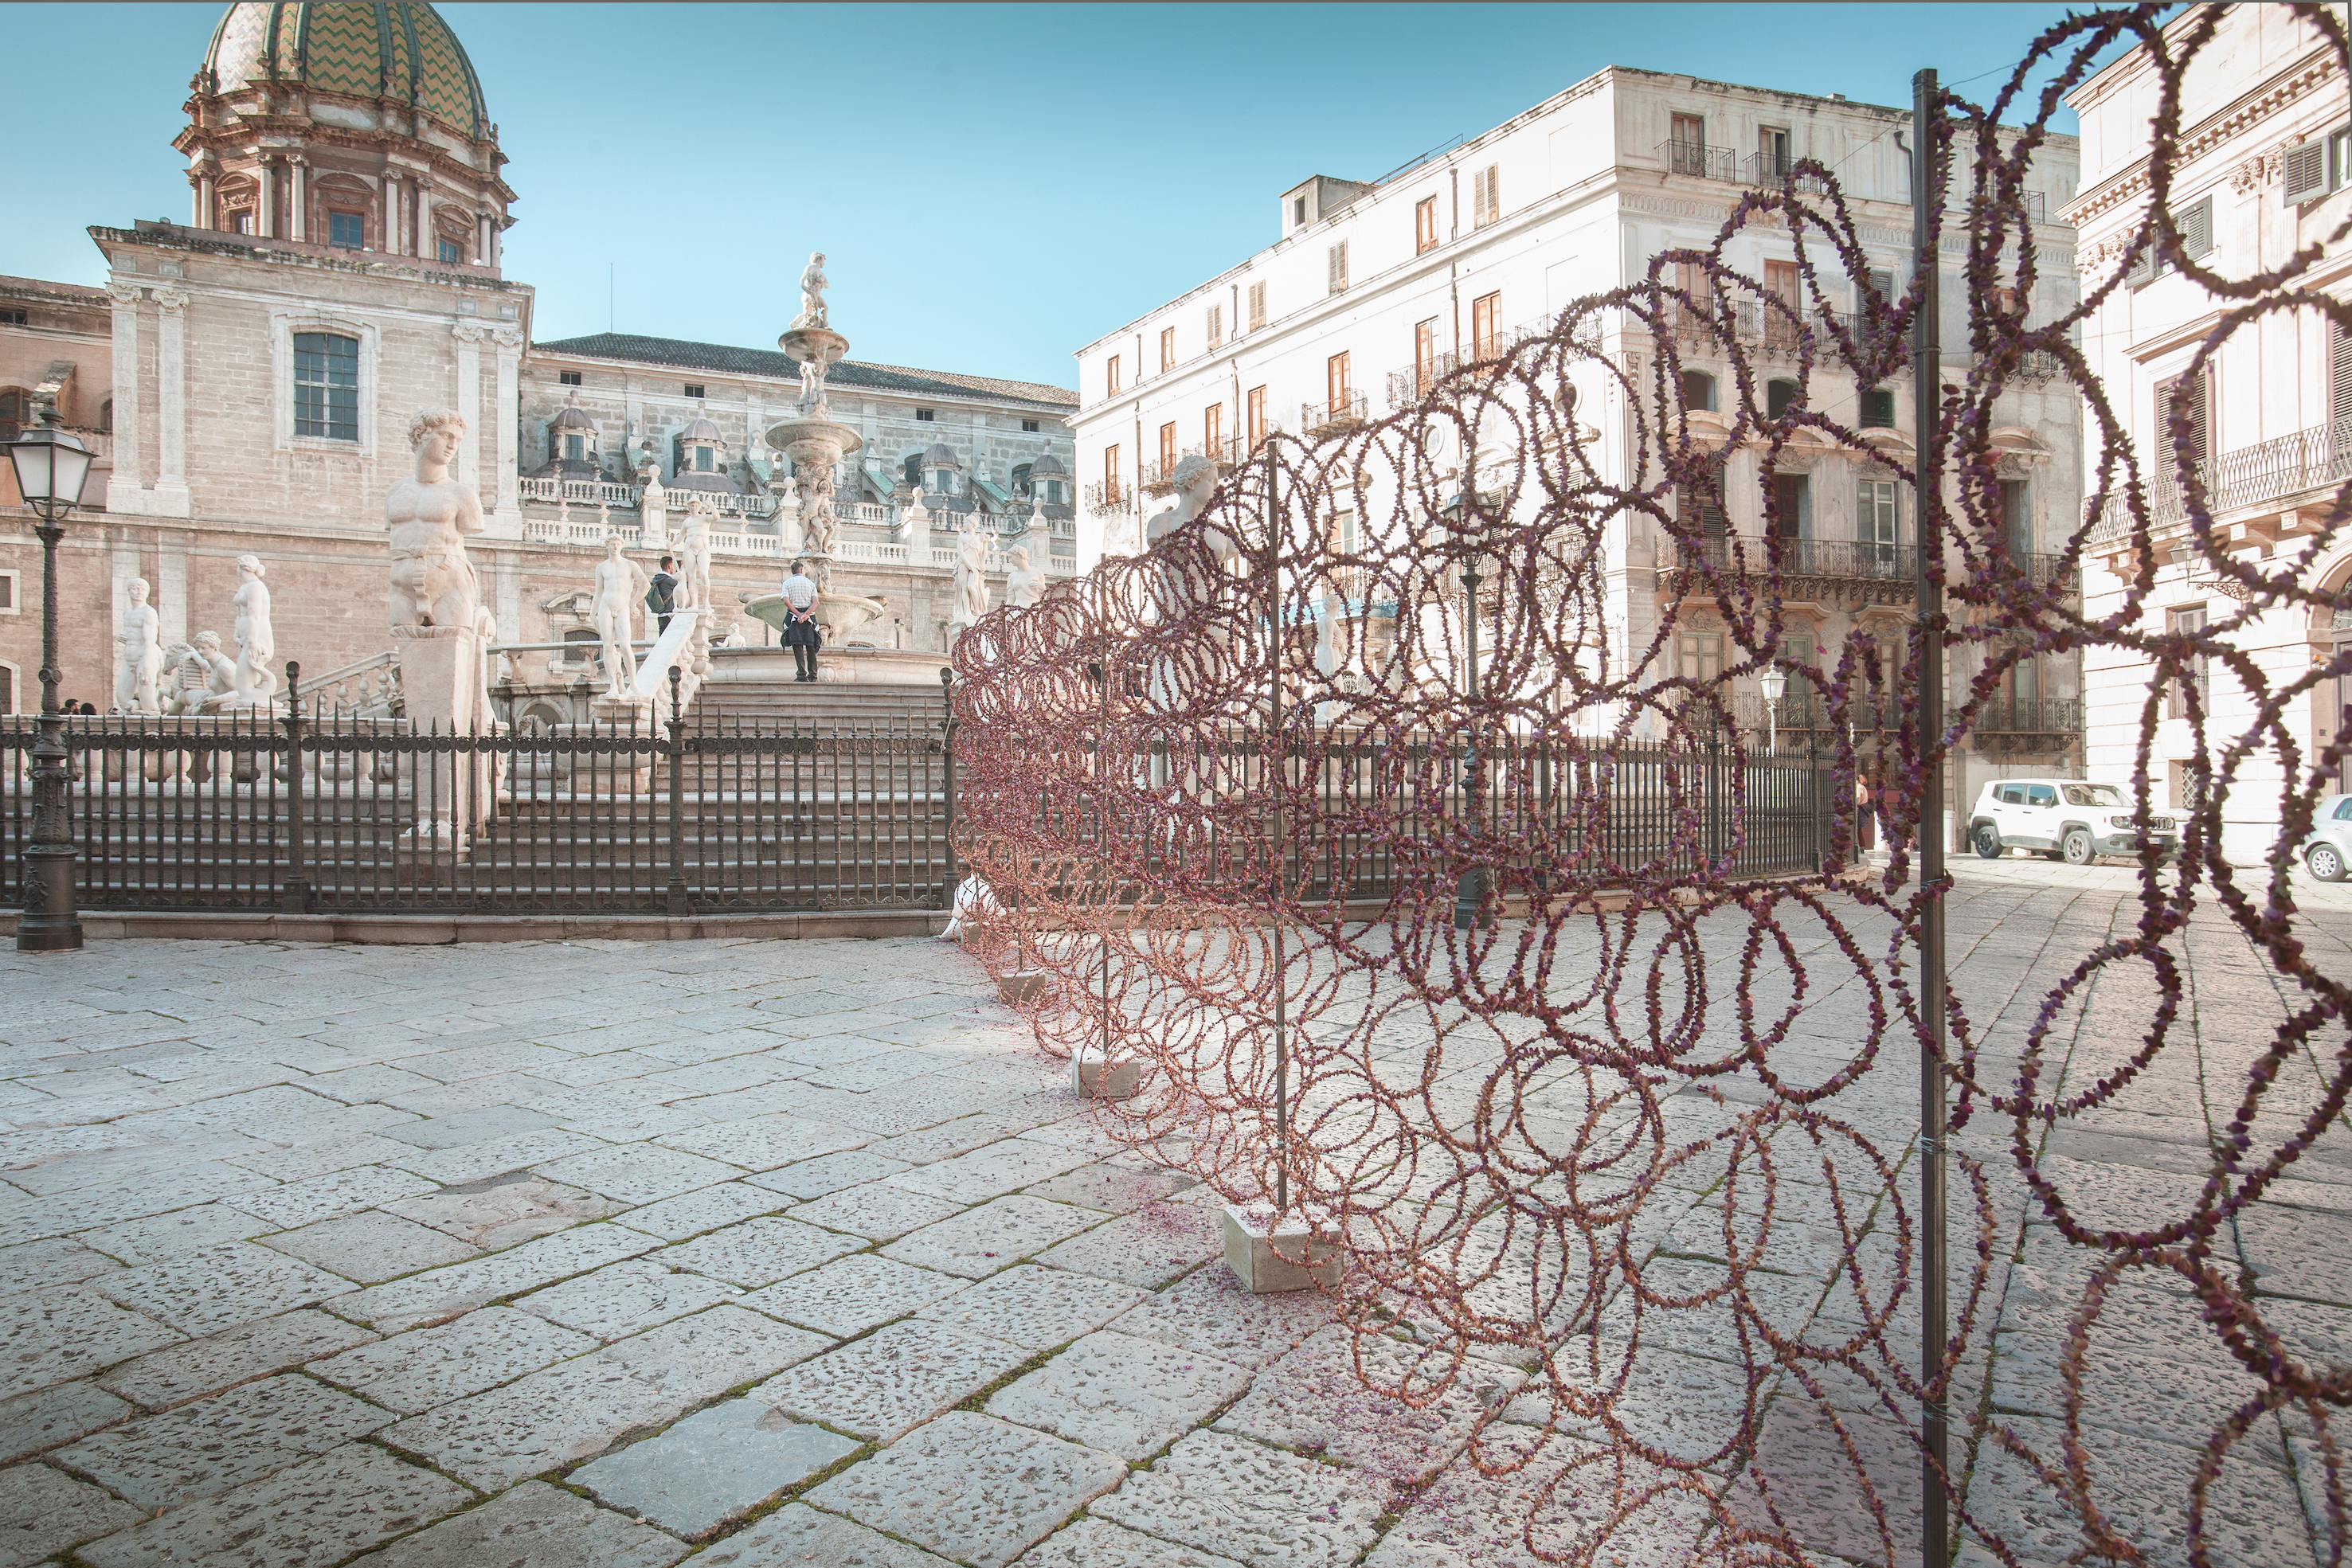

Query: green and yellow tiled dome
left=199, top=2, right=491, bottom=141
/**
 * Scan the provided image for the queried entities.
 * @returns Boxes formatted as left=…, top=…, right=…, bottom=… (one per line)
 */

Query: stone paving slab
left=660, top=1214, right=862, bottom=1287
left=804, top=1410, right=1127, bottom=1568
left=918, top=1264, right=1147, bottom=1351
left=308, top=1304, right=600, bottom=1415
left=0, top=1379, right=132, bottom=1462
left=0, top=1285, right=184, bottom=1401
left=350, top=1478, right=688, bottom=1568
left=693, top=1501, right=953, bottom=1567
left=988, top=1329, right=1254, bottom=1459
left=76, top=1440, right=474, bottom=1568
left=333, top=1222, right=660, bottom=1332
left=742, top=1254, right=966, bottom=1338
left=514, top=1257, right=742, bottom=1342
left=752, top=1148, right=915, bottom=1199
left=1032, top=1205, right=1222, bottom=1291
left=600, top=1304, right=832, bottom=1405
left=53, top=1372, right=391, bottom=1511
left=1092, top=1429, right=1388, bottom=1568
left=380, top=1352, right=679, bottom=1492
left=381, top=1171, right=620, bottom=1249
left=572, top=1397, right=861, bottom=1537
left=612, top=1180, right=790, bottom=1243
left=787, top=1181, right=966, bottom=1241
left=0, top=1460, right=144, bottom=1565
left=755, top=1319, right=1031, bottom=1441
left=96, top=1307, right=374, bottom=1411
left=1215, top=1326, right=1524, bottom=1484
left=263, top=1209, right=483, bottom=1282
left=1013, top=1518, right=1247, bottom=1568
left=881, top=1195, right=1106, bottom=1277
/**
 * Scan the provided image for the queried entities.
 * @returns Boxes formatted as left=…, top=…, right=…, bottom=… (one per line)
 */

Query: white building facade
left=1070, top=66, right=2086, bottom=799
left=2069, top=4, right=2352, bottom=856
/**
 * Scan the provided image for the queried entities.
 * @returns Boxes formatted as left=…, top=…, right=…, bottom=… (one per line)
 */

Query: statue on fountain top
left=796, top=350, right=828, bottom=418
left=794, top=252, right=828, bottom=330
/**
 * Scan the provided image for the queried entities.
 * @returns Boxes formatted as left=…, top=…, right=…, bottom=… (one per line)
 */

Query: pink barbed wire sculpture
left=954, top=8, right=2350, bottom=1563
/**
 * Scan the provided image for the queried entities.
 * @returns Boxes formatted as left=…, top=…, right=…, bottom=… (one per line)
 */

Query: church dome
left=1030, top=453, right=1066, bottom=476
left=923, top=442, right=961, bottom=468
left=679, top=415, right=723, bottom=442
left=550, top=393, right=595, bottom=431
left=198, top=3, right=491, bottom=142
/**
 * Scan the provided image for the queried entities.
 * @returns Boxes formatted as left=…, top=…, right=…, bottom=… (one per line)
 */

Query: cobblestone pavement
left=0, top=858, right=2344, bottom=1567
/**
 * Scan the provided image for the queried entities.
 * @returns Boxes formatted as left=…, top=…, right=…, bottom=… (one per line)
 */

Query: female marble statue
left=114, top=578, right=162, bottom=714
left=229, top=556, right=276, bottom=708
left=1004, top=545, right=1044, bottom=610
left=952, top=518, right=991, bottom=629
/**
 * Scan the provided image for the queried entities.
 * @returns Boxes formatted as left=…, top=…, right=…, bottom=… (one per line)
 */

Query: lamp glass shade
left=1759, top=667, right=1789, bottom=703
left=7, top=424, right=93, bottom=507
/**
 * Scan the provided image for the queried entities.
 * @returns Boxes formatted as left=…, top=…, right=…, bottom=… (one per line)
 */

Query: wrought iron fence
left=0, top=684, right=957, bottom=916
left=1661, top=138, right=1736, bottom=181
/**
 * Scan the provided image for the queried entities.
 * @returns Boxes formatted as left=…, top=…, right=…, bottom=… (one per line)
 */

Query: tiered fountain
left=749, top=252, right=886, bottom=652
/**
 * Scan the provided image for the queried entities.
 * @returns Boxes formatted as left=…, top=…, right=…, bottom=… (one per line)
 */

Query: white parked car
left=2302, top=792, right=2352, bottom=882
left=1969, top=779, right=2178, bottom=866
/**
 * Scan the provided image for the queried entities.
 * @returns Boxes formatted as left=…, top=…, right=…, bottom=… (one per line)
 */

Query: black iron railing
left=1301, top=392, right=1370, bottom=437
left=1661, top=139, right=1737, bottom=182
left=2, top=688, right=957, bottom=916
left=2088, top=419, right=2352, bottom=547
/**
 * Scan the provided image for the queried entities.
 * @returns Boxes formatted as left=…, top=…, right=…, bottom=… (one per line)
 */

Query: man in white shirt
left=780, top=561, right=821, bottom=682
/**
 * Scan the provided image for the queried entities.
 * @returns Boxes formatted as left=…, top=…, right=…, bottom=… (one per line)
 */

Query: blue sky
left=0, top=3, right=2137, bottom=389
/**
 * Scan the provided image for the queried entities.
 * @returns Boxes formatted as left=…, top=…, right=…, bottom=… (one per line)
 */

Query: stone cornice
left=2061, top=49, right=2341, bottom=232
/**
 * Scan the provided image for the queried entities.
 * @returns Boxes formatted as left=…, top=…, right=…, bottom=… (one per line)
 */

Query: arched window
left=1681, top=370, right=1716, bottom=413
left=1012, top=462, right=1034, bottom=495
left=902, top=453, right=925, bottom=488
left=98, top=397, right=112, bottom=434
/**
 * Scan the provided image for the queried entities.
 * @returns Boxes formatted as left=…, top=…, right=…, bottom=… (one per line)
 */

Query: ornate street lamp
left=1760, top=664, right=1788, bottom=757
left=1444, top=475, right=1504, bottom=932
left=6, top=405, right=95, bottom=952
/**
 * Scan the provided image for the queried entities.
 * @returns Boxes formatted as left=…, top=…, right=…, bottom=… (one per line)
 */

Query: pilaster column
left=104, top=282, right=144, bottom=514
left=157, top=530, right=189, bottom=650
left=288, top=155, right=307, bottom=242
left=416, top=182, right=432, bottom=258
left=452, top=321, right=485, bottom=497
left=256, top=154, right=276, bottom=237
left=152, top=287, right=190, bottom=517
left=475, top=212, right=491, bottom=265
left=491, top=326, right=522, bottom=530
left=188, top=172, right=205, bottom=229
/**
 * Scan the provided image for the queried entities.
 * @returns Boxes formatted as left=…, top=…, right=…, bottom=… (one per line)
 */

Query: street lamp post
left=1446, top=478, right=1500, bottom=932
left=6, top=405, right=96, bottom=952
left=1760, top=665, right=1787, bottom=757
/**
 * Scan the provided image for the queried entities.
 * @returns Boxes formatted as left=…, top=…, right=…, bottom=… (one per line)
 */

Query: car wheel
left=2309, top=843, right=2347, bottom=883
left=1973, top=823, right=2003, bottom=859
left=2061, top=828, right=2095, bottom=866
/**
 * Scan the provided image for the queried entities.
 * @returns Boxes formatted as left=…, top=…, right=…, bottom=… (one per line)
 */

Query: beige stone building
left=0, top=1, right=1076, bottom=720
left=2069, top=3, right=2352, bottom=858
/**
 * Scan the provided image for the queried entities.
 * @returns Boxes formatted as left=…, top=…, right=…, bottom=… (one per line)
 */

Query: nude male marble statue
left=796, top=252, right=828, bottom=328
left=593, top=536, right=645, bottom=698
left=114, top=578, right=162, bottom=714
left=952, top=518, right=991, bottom=629
left=387, top=408, right=484, bottom=629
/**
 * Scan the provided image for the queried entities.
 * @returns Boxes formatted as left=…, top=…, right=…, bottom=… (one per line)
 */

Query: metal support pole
left=939, top=666, right=958, bottom=909
left=1089, top=660, right=1109, bottom=1077
left=1911, top=64, right=1952, bottom=1568
left=1266, top=454, right=1289, bottom=1215
left=665, top=663, right=687, bottom=916
left=18, top=510, right=81, bottom=952
left=280, top=661, right=309, bottom=914
left=1453, top=559, right=1487, bottom=929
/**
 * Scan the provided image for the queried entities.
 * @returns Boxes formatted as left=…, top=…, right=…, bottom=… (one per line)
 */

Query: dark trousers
left=656, top=613, right=672, bottom=635
left=794, top=643, right=816, bottom=680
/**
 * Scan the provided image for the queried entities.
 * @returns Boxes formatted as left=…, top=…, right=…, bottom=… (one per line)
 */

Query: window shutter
left=1867, top=268, right=1895, bottom=303
left=2331, top=319, right=2352, bottom=437
left=1486, top=164, right=1501, bottom=223
left=1328, top=241, right=1348, bottom=293
left=2285, top=141, right=2329, bottom=205
left=2182, top=194, right=2214, bottom=259
left=2128, top=241, right=2158, bottom=288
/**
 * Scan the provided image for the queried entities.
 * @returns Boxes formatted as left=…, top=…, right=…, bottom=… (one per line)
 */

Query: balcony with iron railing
left=1661, top=139, right=1737, bottom=182
left=1664, top=534, right=2077, bottom=600
left=1745, top=151, right=1833, bottom=195
left=2086, top=419, right=2352, bottom=549
left=1301, top=391, right=1371, bottom=440
left=1140, top=437, right=1250, bottom=496
left=1084, top=478, right=1125, bottom=516
left=1383, top=314, right=1603, bottom=409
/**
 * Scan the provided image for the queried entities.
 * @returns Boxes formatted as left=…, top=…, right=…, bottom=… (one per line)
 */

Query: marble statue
left=592, top=535, right=644, bottom=698
left=386, top=408, right=484, bottom=628
left=795, top=252, right=828, bottom=328
left=796, top=351, right=827, bottom=416
left=163, top=632, right=233, bottom=715
left=114, top=578, right=163, bottom=714
left=677, top=497, right=713, bottom=615
left=229, top=554, right=276, bottom=708
left=718, top=621, right=746, bottom=649
left=1004, top=545, right=1045, bottom=610
left=798, top=469, right=839, bottom=593
left=951, top=517, right=991, bottom=630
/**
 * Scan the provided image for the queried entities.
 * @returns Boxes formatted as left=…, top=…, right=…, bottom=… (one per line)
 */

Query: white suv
left=1970, top=779, right=2178, bottom=866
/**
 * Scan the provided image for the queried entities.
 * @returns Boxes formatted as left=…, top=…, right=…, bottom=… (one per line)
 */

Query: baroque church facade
left=0, top=0, right=1076, bottom=718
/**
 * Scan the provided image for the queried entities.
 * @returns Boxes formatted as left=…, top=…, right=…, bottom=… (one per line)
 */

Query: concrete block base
left=1072, top=1057, right=1140, bottom=1099
left=996, top=971, right=1050, bottom=1003
left=1221, top=1203, right=1339, bottom=1294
